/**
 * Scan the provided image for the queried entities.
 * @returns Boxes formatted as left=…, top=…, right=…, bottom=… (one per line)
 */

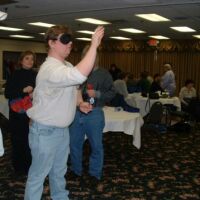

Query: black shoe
left=67, top=171, right=81, bottom=180
left=88, top=175, right=101, bottom=187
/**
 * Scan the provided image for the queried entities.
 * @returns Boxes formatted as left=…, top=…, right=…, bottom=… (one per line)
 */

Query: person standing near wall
left=161, top=63, right=176, bottom=96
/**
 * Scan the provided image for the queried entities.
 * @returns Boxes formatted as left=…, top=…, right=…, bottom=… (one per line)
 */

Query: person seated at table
left=109, top=63, right=121, bottom=81
left=137, top=71, right=151, bottom=95
left=127, top=73, right=140, bottom=93
left=114, top=71, right=129, bottom=96
left=150, top=73, right=164, bottom=94
left=113, top=72, right=139, bottom=111
left=161, top=63, right=176, bottom=97
left=179, top=79, right=197, bottom=112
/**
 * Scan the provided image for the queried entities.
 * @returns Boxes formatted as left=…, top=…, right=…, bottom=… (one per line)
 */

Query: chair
left=163, top=104, right=189, bottom=122
left=163, top=104, right=194, bottom=133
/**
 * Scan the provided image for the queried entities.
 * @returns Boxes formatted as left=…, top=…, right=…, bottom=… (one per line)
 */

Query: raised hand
left=91, top=26, right=104, bottom=48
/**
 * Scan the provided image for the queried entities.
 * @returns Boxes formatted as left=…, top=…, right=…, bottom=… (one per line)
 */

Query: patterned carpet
left=0, top=128, right=200, bottom=200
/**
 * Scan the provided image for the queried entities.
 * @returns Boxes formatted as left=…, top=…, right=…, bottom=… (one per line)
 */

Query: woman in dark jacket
left=5, top=51, right=37, bottom=174
left=150, top=73, right=164, bottom=93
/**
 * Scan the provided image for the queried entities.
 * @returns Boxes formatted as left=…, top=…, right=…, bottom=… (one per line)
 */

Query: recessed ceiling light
left=28, top=22, right=55, bottom=27
left=39, top=33, right=45, bottom=35
left=9, top=35, right=34, bottom=39
left=170, top=26, right=196, bottom=32
left=77, top=30, right=94, bottom=34
left=110, top=36, right=131, bottom=40
left=0, top=26, right=23, bottom=31
left=135, top=14, right=170, bottom=22
left=193, top=35, right=200, bottom=39
left=120, top=28, right=145, bottom=34
left=0, top=11, right=8, bottom=21
left=149, top=35, right=170, bottom=40
left=76, top=37, right=91, bottom=41
left=76, top=18, right=110, bottom=25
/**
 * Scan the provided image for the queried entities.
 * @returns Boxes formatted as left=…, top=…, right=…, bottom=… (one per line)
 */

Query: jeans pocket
left=37, top=127, right=54, bottom=136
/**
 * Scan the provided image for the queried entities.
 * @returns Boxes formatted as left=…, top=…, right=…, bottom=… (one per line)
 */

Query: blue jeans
left=69, top=107, right=105, bottom=179
left=24, top=121, right=70, bottom=200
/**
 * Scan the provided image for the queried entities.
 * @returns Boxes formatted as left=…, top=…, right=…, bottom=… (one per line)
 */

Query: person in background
left=4, top=51, right=37, bottom=175
left=109, top=63, right=121, bottom=81
left=113, top=72, right=138, bottom=109
left=24, top=25, right=104, bottom=200
left=146, top=71, right=153, bottom=84
left=69, top=45, right=115, bottom=185
left=179, top=79, right=197, bottom=112
left=150, top=73, right=164, bottom=93
left=127, top=73, right=139, bottom=93
left=161, top=63, right=176, bottom=96
left=137, top=71, right=151, bottom=94
left=114, top=72, right=129, bottom=98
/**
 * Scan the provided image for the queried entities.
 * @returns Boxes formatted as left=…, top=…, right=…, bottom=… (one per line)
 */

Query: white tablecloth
left=134, top=96, right=181, bottom=117
left=103, top=106, right=144, bottom=149
left=0, top=95, right=9, bottom=119
left=0, top=100, right=144, bottom=149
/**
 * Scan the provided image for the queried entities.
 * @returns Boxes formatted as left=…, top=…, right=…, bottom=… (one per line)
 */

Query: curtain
left=68, top=40, right=200, bottom=95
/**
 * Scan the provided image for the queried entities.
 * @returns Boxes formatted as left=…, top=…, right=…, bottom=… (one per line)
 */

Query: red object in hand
left=87, top=83, right=94, bottom=90
left=10, top=96, right=32, bottom=113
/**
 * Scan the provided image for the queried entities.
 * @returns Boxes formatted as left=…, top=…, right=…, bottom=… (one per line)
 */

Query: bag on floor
left=168, top=121, right=192, bottom=133
left=143, top=101, right=167, bottom=133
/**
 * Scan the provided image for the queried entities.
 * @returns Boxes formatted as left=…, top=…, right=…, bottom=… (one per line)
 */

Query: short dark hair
left=118, top=72, right=129, bottom=80
left=185, top=79, right=194, bottom=86
left=140, top=71, right=148, bottom=79
left=153, top=73, right=160, bottom=80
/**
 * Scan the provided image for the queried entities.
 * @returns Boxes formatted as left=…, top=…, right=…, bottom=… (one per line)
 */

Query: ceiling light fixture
left=76, top=18, right=110, bottom=25
left=135, top=14, right=170, bottom=22
left=29, top=22, right=55, bottom=27
left=149, top=35, right=170, bottom=40
left=193, top=35, right=200, bottom=39
left=120, top=28, right=145, bottom=34
left=0, top=26, right=23, bottom=31
left=76, top=37, right=91, bottom=41
left=10, top=35, right=34, bottom=39
left=0, top=8, right=8, bottom=21
left=170, top=26, right=196, bottom=32
left=77, top=30, right=94, bottom=34
left=110, top=36, right=131, bottom=40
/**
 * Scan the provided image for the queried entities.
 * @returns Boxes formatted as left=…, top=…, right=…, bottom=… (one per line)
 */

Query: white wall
left=0, top=39, right=47, bottom=83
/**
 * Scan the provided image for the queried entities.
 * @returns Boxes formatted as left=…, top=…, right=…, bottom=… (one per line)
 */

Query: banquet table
left=103, top=106, right=144, bottom=149
left=0, top=95, right=9, bottom=119
left=0, top=98, right=144, bottom=149
left=134, top=96, right=181, bottom=117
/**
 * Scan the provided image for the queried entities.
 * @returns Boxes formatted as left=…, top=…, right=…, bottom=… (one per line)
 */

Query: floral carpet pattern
left=0, top=128, right=200, bottom=200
